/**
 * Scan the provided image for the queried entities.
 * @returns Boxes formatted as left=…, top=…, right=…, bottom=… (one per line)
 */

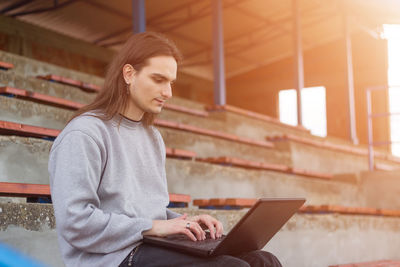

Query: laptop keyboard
left=165, top=232, right=225, bottom=250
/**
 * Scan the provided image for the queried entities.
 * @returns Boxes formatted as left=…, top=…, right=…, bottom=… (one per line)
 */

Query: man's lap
left=119, top=244, right=282, bottom=267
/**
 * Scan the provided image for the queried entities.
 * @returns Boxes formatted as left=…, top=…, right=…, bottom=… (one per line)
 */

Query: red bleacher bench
left=0, top=61, right=14, bottom=70
left=0, top=182, right=50, bottom=198
left=193, top=198, right=257, bottom=209
left=36, top=74, right=101, bottom=92
left=165, top=147, right=196, bottom=159
left=329, top=259, right=400, bottom=267
left=193, top=200, right=400, bottom=217
left=0, top=120, right=60, bottom=139
left=197, top=156, right=333, bottom=180
left=299, top=205, right=400, bottom=217
left=0, top=86, right=84, bottom=110
left=0, top=182, right=190, bottom=207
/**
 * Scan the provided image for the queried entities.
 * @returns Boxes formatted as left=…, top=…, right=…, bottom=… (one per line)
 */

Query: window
left=384, top=24, right=400, bottom=156
left=279, top=86, right=327, bottom=137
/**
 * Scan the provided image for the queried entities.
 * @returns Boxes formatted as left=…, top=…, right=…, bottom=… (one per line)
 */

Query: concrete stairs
left=1, top=50, right=400, bottom=267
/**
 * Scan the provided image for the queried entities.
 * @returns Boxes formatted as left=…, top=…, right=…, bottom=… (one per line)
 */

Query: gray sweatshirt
left=48, top=113, right=180, bottom=267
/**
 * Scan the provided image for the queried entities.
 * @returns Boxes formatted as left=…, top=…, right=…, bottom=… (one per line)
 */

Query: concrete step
left=0, top=136, right=51, bottom=185
left=341, top=170, right=400, bottom=210
left=159, top=127, right=289, bottom=164
left=0, top=70, right=95, bottom=104
left=271, top=139, right=400, bottom=175
left=0, top=50, right=103, bottom=86
left=1, top=203, right=399, bottom=267
left=0, top=96, right=73, bottom=130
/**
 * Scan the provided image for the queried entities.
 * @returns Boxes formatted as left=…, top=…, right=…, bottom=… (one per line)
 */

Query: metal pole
left=343, top=11, right=358, bottom=144
left=292, top=0, right=304, bottom=126
left=132, top=0, right=146, bottom=33
left=366, top=90, right=374, bottom=171
left=212, top=0, right=226, bottom=106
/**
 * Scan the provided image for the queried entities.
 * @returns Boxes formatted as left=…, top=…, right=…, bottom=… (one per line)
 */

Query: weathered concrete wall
left=357, top=170, right=400, bottom=209
left=159, top=108, right=312, bottom=141
left=0, top=96, right=73, bottom=129
left=160, top=127, right=290, bottom=164
left=0, top=203, right=61, bottom=267
left=1, top=203, right=400, bottom=267
left=277, top=141, right=369, bottom=174
left=0, top=136, right=51, bottom=185
left=274, top=140, right=400, bottom=175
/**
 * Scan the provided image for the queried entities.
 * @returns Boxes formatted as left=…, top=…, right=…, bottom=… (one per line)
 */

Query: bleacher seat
left=36, top=74, right=101, bottom=93
left=0, top=61, right=14, bottom=71
left=0, top=182, right=191, bottom=207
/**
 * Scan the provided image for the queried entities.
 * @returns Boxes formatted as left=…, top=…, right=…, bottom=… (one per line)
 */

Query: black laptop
left=143, top=198, right=305, bottom=257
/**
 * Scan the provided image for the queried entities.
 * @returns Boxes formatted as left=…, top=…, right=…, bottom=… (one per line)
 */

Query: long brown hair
left=70, top=32, right=182, bottom=126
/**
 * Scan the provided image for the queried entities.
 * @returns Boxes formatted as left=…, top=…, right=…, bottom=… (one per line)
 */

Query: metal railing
left=366, top=85, right=400, bottom=171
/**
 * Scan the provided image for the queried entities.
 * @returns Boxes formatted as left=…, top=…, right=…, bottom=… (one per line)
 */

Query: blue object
left=167, top=202, right=187, bottom=208
left=132, top=0, right=146, bottom=33
left=0, top=93, right=15, bottom=98
left=0, top=243, right=48, bottom=267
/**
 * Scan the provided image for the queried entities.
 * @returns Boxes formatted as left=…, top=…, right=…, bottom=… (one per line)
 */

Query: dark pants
left=119, top=244, right=282, bottom=267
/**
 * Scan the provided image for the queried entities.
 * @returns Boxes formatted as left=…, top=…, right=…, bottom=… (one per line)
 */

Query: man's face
left=127, top=55, right=177, bottom=115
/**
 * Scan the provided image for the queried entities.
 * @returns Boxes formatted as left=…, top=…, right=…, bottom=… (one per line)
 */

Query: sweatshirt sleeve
left=48, top=130, right=153, bottom=254
left=166, top=209, right=181, bottom=219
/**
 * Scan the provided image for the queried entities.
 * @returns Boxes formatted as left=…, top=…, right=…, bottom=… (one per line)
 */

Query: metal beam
left=212, top=0, right=226, bottom=106
left=10, top=0, right=76, bottom=17
left=366, top=90, right=374, bottom=170
left=343, top=10, right=358, bottom=145
left=0, top=0, right=33, bottom=14
left=132, top=0, right=146, bottom=33
left=292, top=0, right=304, bottom=127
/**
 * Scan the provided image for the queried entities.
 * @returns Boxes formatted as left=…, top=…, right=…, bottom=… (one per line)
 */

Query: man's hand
left=142, top=214, right=207, bottom=241
left=187, top=214, right=223, bottom=240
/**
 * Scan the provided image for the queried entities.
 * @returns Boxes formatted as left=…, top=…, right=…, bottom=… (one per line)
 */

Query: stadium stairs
left=0, top=50, right=399, bottom=267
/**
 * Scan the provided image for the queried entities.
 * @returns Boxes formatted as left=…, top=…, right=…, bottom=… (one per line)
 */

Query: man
left=49, top=32, right=281, bottom=267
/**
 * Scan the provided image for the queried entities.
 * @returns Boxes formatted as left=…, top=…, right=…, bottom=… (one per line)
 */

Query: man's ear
left=122, top=64, right=136, bottom=84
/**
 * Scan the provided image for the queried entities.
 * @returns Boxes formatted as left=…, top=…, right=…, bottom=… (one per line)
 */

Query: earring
left=126, top=83, right=130, bottom=95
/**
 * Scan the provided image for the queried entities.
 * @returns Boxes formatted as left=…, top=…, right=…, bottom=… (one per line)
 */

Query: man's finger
left=215, top=221, right=223, bottom=238
left=203, top=220, right=216, bottom=239
left=182, top=228, right=197, bottom=241
left=188, top=221, right=205, bottom=240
